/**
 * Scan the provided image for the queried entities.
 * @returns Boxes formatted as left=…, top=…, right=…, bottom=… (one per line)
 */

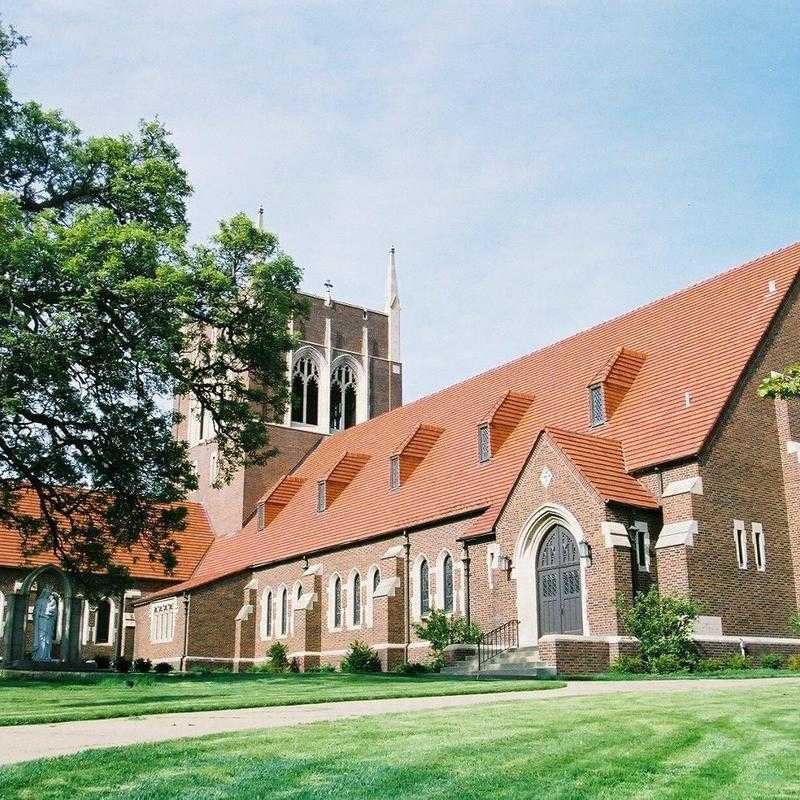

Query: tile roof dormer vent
left=319, top=451, right=371, bottom=510
left=258, top=475, right=304, bottom=528
left=588, top=347, right=647, bottom=424
left=479, top=390, right=535, bottom=461
left=391, top=424, right=445, bottom=488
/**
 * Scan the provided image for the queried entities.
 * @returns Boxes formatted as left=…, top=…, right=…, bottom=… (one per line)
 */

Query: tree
left=758, top=367, right=800, bottom=400
left=0, top=22, right=305, bottom=594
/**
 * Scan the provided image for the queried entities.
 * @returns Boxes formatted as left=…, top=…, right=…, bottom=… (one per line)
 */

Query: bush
left=413, top=609, right=483, bottom=670
left=94, top=654, right=111, bottom=670
left=616, top=588, right=698, bottom=673
left=133, top=658, right=152, bottom=674
left=608, top=655, right=645, bottom=674
left=649, top=654, right=688, bottom=675
left=340, top=640, right=382, bottom=673
left=789, top=611, right=800, bottom=636
left=267, top=642, right=289, bottom=673
left=786, top=654, right=800, bottom=672
left=154, top=662, right=173, bottom=674
left=114, top=656, right=132, bottom=674
left=392, top=661, right=431, bottom=676
left=697, top=657, right=726, bottom=673
left=698, top=653, right=753, bottom=672
left=759, top=653, right=785, bottom=670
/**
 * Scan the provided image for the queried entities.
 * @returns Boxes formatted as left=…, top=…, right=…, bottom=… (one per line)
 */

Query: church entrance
left=536, top=524, right=583, bottom=636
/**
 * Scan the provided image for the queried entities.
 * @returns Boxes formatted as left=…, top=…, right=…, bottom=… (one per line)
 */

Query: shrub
left=759, top=653, right=784, bottom=670
left=616, top=588, right=698, bottom=673
left=94, top=654, right=111, bottom=670
left=608, top=655, right=645, bottom=674
left=789, top=611, right=800, bottom=636
left=722, top=653, right=753, bottom=671
left=786, top=654, right=800, bottom=672
left=697, top=657, right=727, bottom=673
left=649, top=654, right=687, bottom=675
left=392, top=661, right=431, bottom=676
left=133, top=658, right=152, bottom=674
left=340, top=640, right=382, bottom=673
left=413, top=609, right=483, bottom=670
left=267, top=642, right=289, bottom=673
left=289, top=657, right=300, bottom=673
left=114, top=656, right=132, bottom=674
left=154, top=662, right=173, bottom=674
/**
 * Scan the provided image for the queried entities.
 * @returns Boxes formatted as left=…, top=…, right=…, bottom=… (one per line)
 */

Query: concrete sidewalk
left=1, top=677, right=798, bottom=766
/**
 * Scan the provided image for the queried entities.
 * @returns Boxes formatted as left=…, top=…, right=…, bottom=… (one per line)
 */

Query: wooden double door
left=536, top=524, right=583, bottom=636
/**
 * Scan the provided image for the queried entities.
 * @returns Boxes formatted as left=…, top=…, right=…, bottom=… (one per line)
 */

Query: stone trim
left=234, top=603, right=253, bottom=622
left=601, top=521, right=630, bottom=549
left=661, top=476, right=704, bottom=497
left=381, top=544, right=404, bottom=559
left=303, top=563, right=324, bottom=577
left=656, top=520, right=697, bottom=548
left=373, top=577, right=400, bottom=598
left=787, top=440, right=800, bottom=463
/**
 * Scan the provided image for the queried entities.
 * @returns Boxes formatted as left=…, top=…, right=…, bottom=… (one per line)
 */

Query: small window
left=333, top=576, right=342, bottom=628
left=372, top=568, right=381, bottom=594
left=734, top=520, right=747, bottom=569
left=752, top=523, right=766, bottom=571
left=390, top=455, right=400, bottom=490
left=256, top=502, right=265, bottom=531
left=419, top=559, right=430, bottom=616
left=317, top=481, right=326, bottom=513
left=442, top=554, right=454, bottom=613
left=264, top=591, right=273, bottom=637
left=352, top=573, right=362, bottom=626
left=280, top=588, right=288, bottom=635
left=633, top=523, right=650, bottom=572
left=478, top=424, right=491, bottom=463
left=589, top=385, right=605, bottom=426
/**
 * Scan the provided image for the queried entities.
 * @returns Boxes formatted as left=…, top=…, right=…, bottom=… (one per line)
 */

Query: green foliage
left=616, top=588, right=698, bottom=673
left=267, top=642, right=289, bottom=673
left=392, top=661, right=432, bottom=676
left=113, top=656, right=131, bottom=673
left=649, top=654, right=688, bottom=675
left=94, top=654, right=111, bottom=669
left=153, top=662, right=173, bottom=674
left=697, top=653, right=753, bottom=672
left=133, top=658, right=152, bottom=674
left=413, top=609, right=483, bottom=670
left=0, top=23, right=304, bottom=593
left=759, top=366, right=800, bottom=400
left=759, top=653, right=785, bottom=670
left=608, top=655, right=645, bottom=674
left=786, top=654, right=800, bottom=672
left=789, top=611, right=800, bottom=636
left=340, top=640, right=382, bottom=673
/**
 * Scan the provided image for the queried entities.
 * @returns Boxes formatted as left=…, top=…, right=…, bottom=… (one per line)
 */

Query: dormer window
left=317, top=480, right=326, bottom=512
left=478, top=424, right=491, bottom=463
left=256, top=502, right=265, bottom=531
left=589, top=384, right=605, bottom=427
left=389, top=455, right=400, bottom=490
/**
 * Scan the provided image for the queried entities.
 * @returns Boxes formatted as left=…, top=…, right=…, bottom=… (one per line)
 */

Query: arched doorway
left=536, top=524, right=583, bottom=635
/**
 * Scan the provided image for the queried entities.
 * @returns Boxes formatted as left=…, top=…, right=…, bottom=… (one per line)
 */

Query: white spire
left=386, top=247, right=401, bottom=362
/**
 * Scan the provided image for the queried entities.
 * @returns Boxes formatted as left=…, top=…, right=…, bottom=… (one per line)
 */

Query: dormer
left=256, top=475, right=304, bottom=530
left=588, top=347, right=646, bottom=426
left=389, top=424, right=444, bottom=489
left=317, top=451, right=370, bottom=511
left=478, top=390, right=535, bottom=462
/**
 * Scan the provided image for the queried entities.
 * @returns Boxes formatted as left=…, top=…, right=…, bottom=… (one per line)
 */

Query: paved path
left=1, top=677, right=798, bottom=766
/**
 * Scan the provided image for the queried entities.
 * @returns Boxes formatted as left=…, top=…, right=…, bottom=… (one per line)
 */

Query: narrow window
left=443, top=554, right=454, bottom=613
left=634, top=523, right=650, bottom=572
left=333, top=576, right=342, bottom=628
left=734, top=521, right=747, bottom=569
left=390, top=455, right=400, bottom=490
left=352, top=573, right=362, bottom=626
left=419, top=559, right=430, bottom=616
left=95, top=599, right=112, bottom=644
left=372, top=568, right=381, bottom=594
left=257, top=502, right=265, bottom=530
left=317, top=480, right=326, bottom=512
left=280, top=588, right=288, bottom=635
left=590, top=385, right=605, bottom=426
left=752, top=523, right=766, bottom=571
left=265, top=591, right=273, bottom=637
left=478, top=424, right=491, bottom=463
left=291, top=357, right=320, bottom=425
left=297, top=584, right=303, bottom=603
left=330, top=363, right=358, bottom=431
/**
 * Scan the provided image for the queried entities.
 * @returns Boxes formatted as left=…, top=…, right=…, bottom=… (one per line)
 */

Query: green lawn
left=568, top=668, right=800, bottom=681
left=2, top=684, right=800, bottom=799
left=0, top=670, right=562, bottom=726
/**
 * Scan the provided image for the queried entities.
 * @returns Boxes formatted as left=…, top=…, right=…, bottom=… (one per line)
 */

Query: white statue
left=31, top=586, right=59, bottom=662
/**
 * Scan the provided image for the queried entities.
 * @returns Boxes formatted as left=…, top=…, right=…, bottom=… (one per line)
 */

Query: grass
left=0, top=670, right=563, bottom=726
left=568, top=668, right=800, bottom=680
left=2, top=683, right=800, bottom=799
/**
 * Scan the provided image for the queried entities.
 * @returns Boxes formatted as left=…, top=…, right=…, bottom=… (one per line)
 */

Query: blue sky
left=5, top=1, right=800, bottom=401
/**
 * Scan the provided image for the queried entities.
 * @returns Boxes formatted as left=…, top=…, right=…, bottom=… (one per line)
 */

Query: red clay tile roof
left=148, top=241, right=800, bottom=598
left=0, top=489, right=214, bottom=582
left=545, top=427, right=659, bottom=509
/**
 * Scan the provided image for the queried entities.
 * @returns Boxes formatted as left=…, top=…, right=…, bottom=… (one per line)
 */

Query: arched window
left=442, top=554, right=454, bottom=613
left=330, top=362, right=357, bottom=431
left=264, top=591, right=273, bottom=638
left=352, top=573, right=362, bottom=626
left=95, top=599, right=112, bottom=644
left=372, top=568, right=381, bottom=594
left=419, top=559, right=430, bottom=617
left=291, top=356, right=319, bottom=425
left=333, top=575, right=342, bottom=629
left=280, top=587, right=289, bottom=636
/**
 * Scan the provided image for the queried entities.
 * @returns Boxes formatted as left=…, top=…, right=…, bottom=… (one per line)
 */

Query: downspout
left=180, top=592, right=191, bottom=673
left=461, top=541, right=471, bottom=627
left=403, top=530, right=410, bottom=665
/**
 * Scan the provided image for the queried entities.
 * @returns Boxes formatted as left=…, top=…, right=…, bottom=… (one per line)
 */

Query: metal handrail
left=477, top=619, right=519, bottom=670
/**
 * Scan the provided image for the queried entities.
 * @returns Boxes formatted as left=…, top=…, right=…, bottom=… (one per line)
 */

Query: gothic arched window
left=333, top=575, right=342, bottom=629
left=352, top=573, right=362, bottom=626
left=442, top=554, right=454, bottom=613
left=291, top=356, right=319, bottom=425
left=264, top=591, right=273, bottom=638
left=419, top=559, right=430, bottom=617
left=372, top=568, right=381, bottom=594
left=330, top=362, right=357, bottom=431
left=280, top=587, right=288, bottom=636
left=95, top=599, right=112, bottom=644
